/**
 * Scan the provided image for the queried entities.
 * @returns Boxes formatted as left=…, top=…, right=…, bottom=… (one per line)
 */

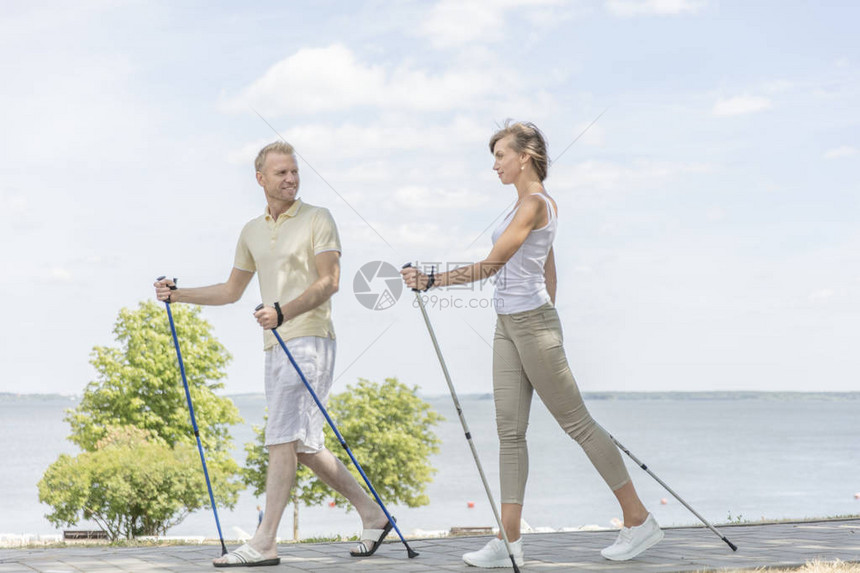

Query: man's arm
left=154, top=267, right=254, bottom=306
left=253, top=251, right=340, bottom=329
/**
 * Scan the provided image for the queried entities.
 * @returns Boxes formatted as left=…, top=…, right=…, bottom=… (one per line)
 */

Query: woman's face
left=492, top=135, right=524, bottom=185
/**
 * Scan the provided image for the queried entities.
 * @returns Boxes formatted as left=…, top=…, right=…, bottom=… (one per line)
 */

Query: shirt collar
left=265, top=198, right=303, bottom=222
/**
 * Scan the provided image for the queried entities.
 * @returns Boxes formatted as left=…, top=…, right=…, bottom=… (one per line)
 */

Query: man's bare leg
left=213, top=441, right=297, bottom=564
left=297, top=448, right=387, bottom=529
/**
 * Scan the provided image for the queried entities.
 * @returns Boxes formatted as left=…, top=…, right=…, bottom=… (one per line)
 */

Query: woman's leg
left=461, top=320, right=529, bottom=569
left=493, top=318, right=534, bottom=541
left=612, top=480, right=649, bottom=527
left=501, top=503, right=524, bottom=541
left=508, top=306, right=648, bottom=526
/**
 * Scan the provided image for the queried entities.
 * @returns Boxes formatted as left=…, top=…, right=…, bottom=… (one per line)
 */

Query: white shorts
left=264, top=336, right=336, bottom=453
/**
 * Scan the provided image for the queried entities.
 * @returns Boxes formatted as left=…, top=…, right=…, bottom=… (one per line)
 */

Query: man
left=154, top=141, right=392, bottom=567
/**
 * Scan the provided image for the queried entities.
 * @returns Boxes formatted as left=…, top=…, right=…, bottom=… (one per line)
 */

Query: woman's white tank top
left=491, top=193, right=557, bottom=314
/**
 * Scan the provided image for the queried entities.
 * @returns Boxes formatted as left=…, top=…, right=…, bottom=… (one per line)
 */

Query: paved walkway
left=1, top=519, right=858, bottom=572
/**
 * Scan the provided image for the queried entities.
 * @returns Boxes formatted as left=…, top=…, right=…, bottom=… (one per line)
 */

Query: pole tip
left=726, top=538, right=738, bottom=552
left=407, top=547, right=419, bottom=559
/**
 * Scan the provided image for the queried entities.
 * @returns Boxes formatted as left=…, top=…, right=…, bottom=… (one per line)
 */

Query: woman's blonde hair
left=489, top=121, right=549, bottom=181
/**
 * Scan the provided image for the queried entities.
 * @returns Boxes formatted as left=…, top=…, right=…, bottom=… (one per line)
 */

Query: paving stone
left=0, top=519, right=858, bottom=572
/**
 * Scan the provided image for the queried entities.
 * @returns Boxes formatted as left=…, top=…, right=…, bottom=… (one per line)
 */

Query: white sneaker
left=601, top=513, right=663, bottom=561
left=463, top=537, right=524, bottom=568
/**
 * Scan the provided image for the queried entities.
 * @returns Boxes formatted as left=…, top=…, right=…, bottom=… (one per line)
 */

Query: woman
left=401, top=121, right=663, bottom=567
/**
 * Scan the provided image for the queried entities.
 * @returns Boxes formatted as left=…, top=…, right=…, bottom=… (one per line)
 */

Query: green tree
left=40, top=300, right=243, bottom=538
left=243, top=377, right=443, bottom=540
left=39, top=426, right=236, bottom=540
left=66, top=300, right=240, bottom=454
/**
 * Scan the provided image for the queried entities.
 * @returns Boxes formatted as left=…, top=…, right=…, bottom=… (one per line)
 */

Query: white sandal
left=213, top=543, right=281, bottom=568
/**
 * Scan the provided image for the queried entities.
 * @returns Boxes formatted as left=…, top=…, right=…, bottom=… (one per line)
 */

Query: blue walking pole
left=158, top=277, right=228, bottom=556
left=256, top=304, right=419, bottom=559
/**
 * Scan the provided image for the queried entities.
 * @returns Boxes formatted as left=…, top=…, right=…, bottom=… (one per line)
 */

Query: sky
left=1, top=0, right=858, bottom=396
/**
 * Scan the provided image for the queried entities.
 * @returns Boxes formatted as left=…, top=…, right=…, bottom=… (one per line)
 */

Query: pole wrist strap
left=167, top=278, right=178, bottom=303
left=423, top=267, right=435, bottom=292
left=274, top=302, right=284, bottom=327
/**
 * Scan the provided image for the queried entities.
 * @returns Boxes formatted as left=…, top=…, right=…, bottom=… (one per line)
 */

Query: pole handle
left=155, top=276, right=178, bottom=290
left=401, top=262, right=421, bottom=292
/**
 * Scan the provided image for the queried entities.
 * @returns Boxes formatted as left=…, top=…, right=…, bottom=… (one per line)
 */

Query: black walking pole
left=609, top=433, right=738, bottom=551
left=157, top=277, right=228, bottom=556
left=403, top=264, right=521, bottom=572
left=257, top=304, right=419, bottom=559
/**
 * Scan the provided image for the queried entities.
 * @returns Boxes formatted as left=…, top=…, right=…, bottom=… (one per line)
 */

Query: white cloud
left=824, top=145, right=858, bottom=159
left=712, top=95, right=772, bottom=117
left=226, top=138, right=273, bottom=166
left=570, top=122, right=606, bottom=147
left=705, top=206, right=725, bottom=221
left=606, top=0, right=706, bottom=17
left=762, top=79, right=794, bottom=94
left=0, top=191, right=37, bottom=232
left=221, top=44, right=506, bottom=116
left=808, top=288, right=834, bottom=302
left=1, top=192, right=27, bottom=215
left=49, top=267, right=72, bottom=282
left=419, top=0, right=506, bottom=48
left=394, top=186, right=490, bottom=210
left=227, top=117, right=488, bottom=172
left=419, top=0, right=567, bottom=48
left=554, top=159, right=712, bottom=192
left=381, top=221, right=452, bottom=250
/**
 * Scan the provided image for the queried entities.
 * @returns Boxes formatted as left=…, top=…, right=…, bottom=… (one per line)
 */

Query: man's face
left=257, top=152, right=300, bottom=204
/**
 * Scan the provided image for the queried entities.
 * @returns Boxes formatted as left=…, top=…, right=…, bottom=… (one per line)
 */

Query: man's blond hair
left=255, top=141, right=296, bottom=173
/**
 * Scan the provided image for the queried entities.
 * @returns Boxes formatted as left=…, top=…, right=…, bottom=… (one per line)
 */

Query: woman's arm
left=403, top=195, right=545, bottom=290
left=544, top=246, right=557, bottom=304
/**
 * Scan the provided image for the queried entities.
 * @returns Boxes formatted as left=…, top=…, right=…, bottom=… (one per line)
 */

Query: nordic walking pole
left=256, top=304, right=419, bottom=559
left=609, top=433, right=738, bottom=552
left=402, top=264, right=521, bottom=572
left=156, top=277, right=228, bottom=556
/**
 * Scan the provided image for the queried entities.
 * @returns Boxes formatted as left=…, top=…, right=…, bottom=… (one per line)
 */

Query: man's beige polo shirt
left=234, top=199, right=341, bottom=350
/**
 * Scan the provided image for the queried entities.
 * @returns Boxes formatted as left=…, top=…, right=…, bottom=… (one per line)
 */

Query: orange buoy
left=854, top=493, right=860, bottom=500
left=467, top=501, right=475, bottom=508
left=328, top=501, right=336, bottom=507
left=660, top=498, right=668, bottom=505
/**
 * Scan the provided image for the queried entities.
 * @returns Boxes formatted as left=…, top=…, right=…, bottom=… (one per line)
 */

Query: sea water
left=1, top=393, right=858, bottom=540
